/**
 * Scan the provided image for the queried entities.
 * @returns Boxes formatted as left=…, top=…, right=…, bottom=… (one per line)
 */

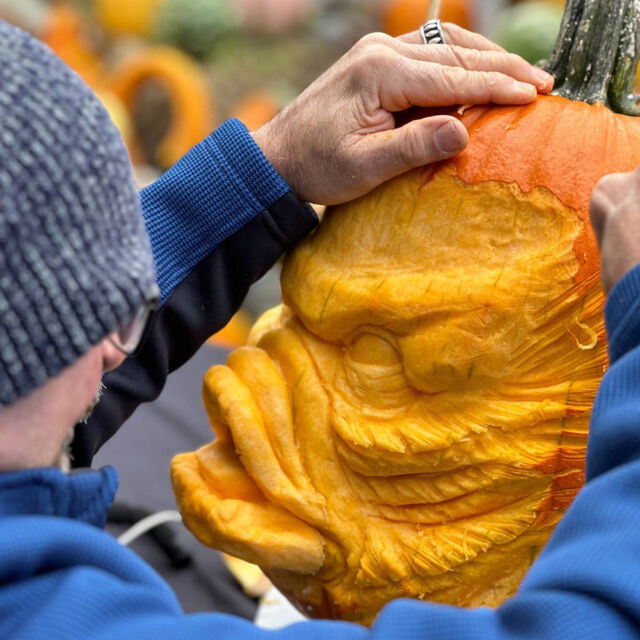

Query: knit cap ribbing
left=0, top=21, right=156, bottom=408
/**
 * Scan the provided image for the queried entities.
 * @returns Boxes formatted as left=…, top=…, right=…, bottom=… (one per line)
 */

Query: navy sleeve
left=72, top=120, right=318, bottom=467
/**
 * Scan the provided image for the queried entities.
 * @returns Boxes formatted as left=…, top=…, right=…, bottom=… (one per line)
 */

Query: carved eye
left=349, top=332, right=401, bottom=366
left=343, top=332, right=416, bottom=408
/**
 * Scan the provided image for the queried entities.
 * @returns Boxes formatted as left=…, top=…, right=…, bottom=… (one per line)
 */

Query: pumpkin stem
left=542, top=0, right=640, bottom=115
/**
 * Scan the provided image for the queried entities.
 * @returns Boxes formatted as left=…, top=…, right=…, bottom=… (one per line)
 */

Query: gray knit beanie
left=0, top=21, right=157, bottom=409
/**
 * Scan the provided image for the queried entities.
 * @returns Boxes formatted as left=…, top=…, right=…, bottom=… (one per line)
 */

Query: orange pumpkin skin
left=453, top=95, right=640, bottom=280
left=381, top=0, right=471, bottom=36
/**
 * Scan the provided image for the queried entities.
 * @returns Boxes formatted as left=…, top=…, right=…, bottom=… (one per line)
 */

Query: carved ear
left=171, top=444, right=326, bottom=574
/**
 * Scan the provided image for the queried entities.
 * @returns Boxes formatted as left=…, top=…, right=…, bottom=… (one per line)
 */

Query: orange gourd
left=41, top=3, right=104, bottom=89
left=230, top=91, right=281, bottom=132
left=171, top=0, right=640, bottom=626
left=107, top=47, right=215, bottom=168
left=381, top=0, right=471, bottom=36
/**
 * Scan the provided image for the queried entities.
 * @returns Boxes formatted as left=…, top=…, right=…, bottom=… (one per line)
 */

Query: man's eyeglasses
left=108, top=289, right=160, bottom=357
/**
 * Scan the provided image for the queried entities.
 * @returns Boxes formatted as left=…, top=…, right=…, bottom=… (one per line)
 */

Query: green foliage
left=154, top=0, right=239, bottom=58
left=492, top=1, right=564, bottom=65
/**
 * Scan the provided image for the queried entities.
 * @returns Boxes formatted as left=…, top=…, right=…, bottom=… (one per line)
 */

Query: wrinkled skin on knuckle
left=358, top=43, right=398, bottom=71
left=349, top=46, right=401, bottom=109
left=355, top=32, right=393, bottom=50
left=484, top=71, right=500, bottom=92
left=421, top=62, right=447, bottom=94
left=439, top=65, right=469, bottom=103
left=346, top=45, right=387, bottom=89
left=446, top=45, right=472, bottom=70
left=396, top=124, right=427, bottom=168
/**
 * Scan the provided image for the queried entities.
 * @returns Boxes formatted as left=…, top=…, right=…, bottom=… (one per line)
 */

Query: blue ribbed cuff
left=605, top=263, right=640, bottom=364
left=141, top=119, right=291, bottom=305
left=0, top=466, right=118, bottom=528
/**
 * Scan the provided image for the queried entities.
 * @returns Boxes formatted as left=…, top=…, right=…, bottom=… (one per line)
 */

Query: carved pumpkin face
left=172, top=95, right=640, bottom=624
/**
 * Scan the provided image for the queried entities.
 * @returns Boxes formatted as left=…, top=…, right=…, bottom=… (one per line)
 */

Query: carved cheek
left=399, top=306, right=512, bottom=394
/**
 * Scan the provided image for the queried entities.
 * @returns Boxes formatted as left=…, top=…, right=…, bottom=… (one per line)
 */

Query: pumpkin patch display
left=171, top=0, right=640, bottom=626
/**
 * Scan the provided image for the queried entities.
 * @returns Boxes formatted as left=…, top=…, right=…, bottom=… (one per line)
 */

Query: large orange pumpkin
left=381, top=0, right=471, bottom=36
left=171, top=0, right=640, bottom=626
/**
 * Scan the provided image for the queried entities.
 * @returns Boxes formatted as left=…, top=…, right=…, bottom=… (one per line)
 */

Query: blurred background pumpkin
left=381, top=0, right=471, bottom=35
left=94, top=0, right=165, bottom=37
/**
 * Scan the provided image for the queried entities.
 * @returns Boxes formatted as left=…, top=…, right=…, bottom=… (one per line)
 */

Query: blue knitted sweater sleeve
left=73, top=118, right=319, bottom=465
left=140, top=118, right=290, bottom=305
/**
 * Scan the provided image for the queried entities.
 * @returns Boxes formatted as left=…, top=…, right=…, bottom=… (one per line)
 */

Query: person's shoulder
left=0, top=512, right=183, bottom=638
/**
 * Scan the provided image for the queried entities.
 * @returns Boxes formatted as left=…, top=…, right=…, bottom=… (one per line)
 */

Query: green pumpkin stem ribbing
left=543, top=0, right=640, bottom=115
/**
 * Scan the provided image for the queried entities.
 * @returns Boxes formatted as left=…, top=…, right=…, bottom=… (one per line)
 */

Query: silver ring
left=421, top=19, right=446, bottom=45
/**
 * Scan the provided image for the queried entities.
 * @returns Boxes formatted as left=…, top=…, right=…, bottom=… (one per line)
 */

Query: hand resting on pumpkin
left=590, top=168, right=640, bottom=293
left=252, top=23, right=554, bottom=205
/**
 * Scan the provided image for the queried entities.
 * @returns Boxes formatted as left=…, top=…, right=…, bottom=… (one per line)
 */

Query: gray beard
left=54, top=382, right=106, bottom=472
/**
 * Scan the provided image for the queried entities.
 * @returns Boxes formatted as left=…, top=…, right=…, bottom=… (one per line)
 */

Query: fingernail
left=435, top=121, right=465, bottom=154
left=533, top=67, right=554, bottom=90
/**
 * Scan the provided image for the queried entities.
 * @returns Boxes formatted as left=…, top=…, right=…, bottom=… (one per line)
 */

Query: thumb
left=358, top=116, right=468, bottom=184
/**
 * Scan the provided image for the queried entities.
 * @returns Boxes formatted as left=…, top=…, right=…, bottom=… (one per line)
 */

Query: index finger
left=398, top=22, right=506, bottom=52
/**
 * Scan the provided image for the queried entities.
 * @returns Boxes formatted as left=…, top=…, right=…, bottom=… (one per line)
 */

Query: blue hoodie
left=2, top=121, right=640, bottom=640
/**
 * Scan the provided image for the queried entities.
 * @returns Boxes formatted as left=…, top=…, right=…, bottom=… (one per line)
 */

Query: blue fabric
left=0, top=466, right=117, bottom=527
left=1, top=265, right=640, bottom=639
left=140, top=119, right=290, bottom=305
